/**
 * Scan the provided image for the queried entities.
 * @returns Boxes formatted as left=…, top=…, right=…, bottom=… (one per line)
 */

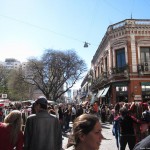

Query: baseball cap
left=35, top=96, right=48, bottom=106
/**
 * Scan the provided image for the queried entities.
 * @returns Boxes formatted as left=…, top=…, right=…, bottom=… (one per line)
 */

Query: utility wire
left=102, top=0, right=130, bottom=18
left=0, top=14, right=93, bottom=46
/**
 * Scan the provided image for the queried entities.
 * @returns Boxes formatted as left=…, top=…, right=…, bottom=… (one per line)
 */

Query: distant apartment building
left=64, top=88, right=72, bottom=103
left=80, top=70, right=97, bottom=104
left=0, top=58, right=21, bottom=70
left=73, top=89, right=82, bottom=104
left=81, top=19, right=150, bottom=105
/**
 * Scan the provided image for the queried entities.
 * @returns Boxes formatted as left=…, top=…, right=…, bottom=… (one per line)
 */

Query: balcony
left=91, top=73, right=109, bottom=91
left=110, top=65, right=129, bottom=78
left=91, top=77, right=102, bottom=91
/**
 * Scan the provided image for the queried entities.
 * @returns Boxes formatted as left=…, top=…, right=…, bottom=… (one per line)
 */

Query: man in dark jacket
left=24, top=96, right=62, bottom=150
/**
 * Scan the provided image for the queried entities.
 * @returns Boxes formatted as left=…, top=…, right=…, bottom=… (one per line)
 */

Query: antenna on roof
left=131, top=13, right=133, bottom=19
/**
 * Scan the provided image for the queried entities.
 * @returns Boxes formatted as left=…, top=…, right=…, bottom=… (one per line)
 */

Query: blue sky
left=0, top=0, right=150, bottom=88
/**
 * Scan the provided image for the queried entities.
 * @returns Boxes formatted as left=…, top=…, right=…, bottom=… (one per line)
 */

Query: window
left=142, top=86, right=150, bottom=92
left=94, top=70, right=96, bottom=78
left=140, top=47, right=150, bottom=63
left=116, top=86, right=127, bottom=92
left=105, top=57, right=107, bottom=71
left=98, top=66, right=100, bottom=76
left=116, top=48, right=126, bottom=68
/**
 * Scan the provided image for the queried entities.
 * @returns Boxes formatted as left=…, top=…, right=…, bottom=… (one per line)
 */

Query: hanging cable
left=0, top=14, right=90, bottom=45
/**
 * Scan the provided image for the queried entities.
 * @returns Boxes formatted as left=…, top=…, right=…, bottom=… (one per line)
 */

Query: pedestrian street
left=62, top=121, right=130, bottom=150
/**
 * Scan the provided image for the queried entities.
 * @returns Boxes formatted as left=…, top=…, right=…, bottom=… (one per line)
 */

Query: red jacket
left=0, top=123, right=24, bottom=150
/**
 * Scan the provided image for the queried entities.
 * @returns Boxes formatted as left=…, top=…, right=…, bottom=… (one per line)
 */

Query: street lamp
left=84, top=42, right=90, bottom=48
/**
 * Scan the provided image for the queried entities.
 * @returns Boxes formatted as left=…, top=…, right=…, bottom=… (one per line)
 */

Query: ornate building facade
left=90, top=19, right=150, bottom=104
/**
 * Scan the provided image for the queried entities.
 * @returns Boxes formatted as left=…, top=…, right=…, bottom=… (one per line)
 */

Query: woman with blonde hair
left=0, top=110, right=24, bottom=150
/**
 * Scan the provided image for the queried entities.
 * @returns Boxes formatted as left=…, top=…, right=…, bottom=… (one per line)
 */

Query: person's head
left=4, top=110, right=22, bottom=127
left=34, top=96, right=48, bottom=113
left=4, top=110, right=22, bottom=146
left=119, top=107, right=128, bottom=117
left=72, top=114, right=103, bottom=150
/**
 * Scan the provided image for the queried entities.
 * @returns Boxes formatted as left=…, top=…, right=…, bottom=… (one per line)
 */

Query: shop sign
left=2, top=94, right=7, bottom=99
left=134, top=95, right=142, bottom=100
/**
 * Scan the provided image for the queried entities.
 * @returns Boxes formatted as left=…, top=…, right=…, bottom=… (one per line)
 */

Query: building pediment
left=111, top=39, right=127, bottom=48
left=137, top=38, right=150, bottom=45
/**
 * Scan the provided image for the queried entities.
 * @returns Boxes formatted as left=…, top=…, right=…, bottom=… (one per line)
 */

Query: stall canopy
left=0, top=103, right=4, bottom=107
left=48, top=100, right=57, bottom=105
left=101, top=86, right=110, bottom=97
left=97, top=89, right=105, bottom=98
left=0, top=99, right=11, bottom=106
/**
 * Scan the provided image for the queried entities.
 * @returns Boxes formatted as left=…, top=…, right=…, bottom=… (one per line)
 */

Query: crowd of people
left=0, top=97, right=150, bottom=150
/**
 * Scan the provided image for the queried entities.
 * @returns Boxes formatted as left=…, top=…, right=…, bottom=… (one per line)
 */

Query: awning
left=101, top=86, right=110, bottom=97
left=90, top=95, right=96, bottom=104
left=141, top=82, right=150, bottom=86
left=97, top=89, right=105, bottom=98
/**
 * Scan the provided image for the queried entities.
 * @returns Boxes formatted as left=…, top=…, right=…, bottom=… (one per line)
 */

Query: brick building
left=90, top=19, right=150, bottom=105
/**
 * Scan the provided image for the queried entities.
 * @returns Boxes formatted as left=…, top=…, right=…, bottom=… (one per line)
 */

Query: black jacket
left=24, top=110, right=62, bottom=150
left=115, top=114, right=140, bottom=135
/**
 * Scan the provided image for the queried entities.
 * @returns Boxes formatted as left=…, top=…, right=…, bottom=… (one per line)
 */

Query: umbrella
left=47, top=100, right=57, bottom=105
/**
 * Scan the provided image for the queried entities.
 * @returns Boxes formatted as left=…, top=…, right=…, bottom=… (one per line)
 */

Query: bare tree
left=24, top=49, right=87, bottom=101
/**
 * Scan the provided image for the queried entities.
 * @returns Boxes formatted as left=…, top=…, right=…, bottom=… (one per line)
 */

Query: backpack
left=142, top=110, right=150, bottom=122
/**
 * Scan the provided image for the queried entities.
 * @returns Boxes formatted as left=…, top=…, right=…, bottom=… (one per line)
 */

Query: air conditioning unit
left=137, top=64, right=142, bottom=72
left=144, top=62, right=149, bottom=71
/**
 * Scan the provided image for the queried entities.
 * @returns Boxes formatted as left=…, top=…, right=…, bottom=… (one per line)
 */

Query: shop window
left=142, top=86, right=150, bottom=92
left=116, top=86, right=127, bottom=91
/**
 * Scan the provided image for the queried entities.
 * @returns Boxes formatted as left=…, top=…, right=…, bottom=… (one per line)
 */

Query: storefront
left=141, top=82, right=150, bottom=102
left=113, top=82, right=128, bottom=103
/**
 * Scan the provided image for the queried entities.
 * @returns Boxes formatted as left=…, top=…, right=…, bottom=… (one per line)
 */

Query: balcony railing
left=111, top=65, right=129, bottom=74
left=108, top=19, right=150, bottom=31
